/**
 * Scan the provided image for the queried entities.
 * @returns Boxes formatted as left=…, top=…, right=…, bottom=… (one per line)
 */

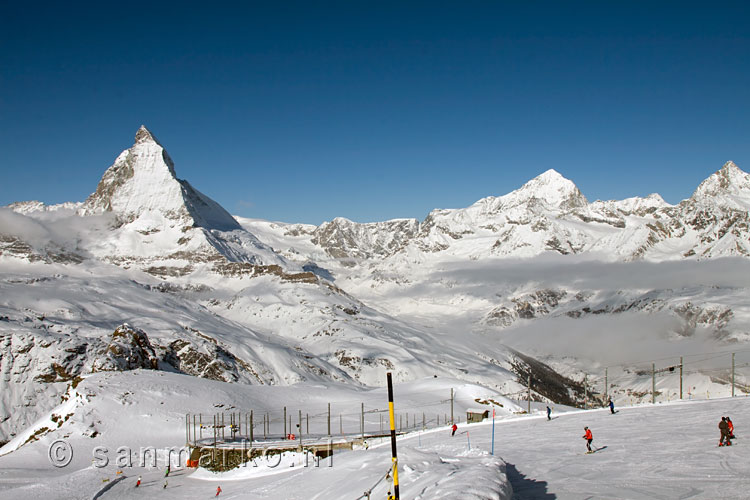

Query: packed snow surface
left=0, top=370, right=748, bottom=499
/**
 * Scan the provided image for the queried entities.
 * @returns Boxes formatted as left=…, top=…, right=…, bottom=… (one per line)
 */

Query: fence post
left=680, top=356, right=683, bottom=400
left=328, top=403, right=331, bottom=436
left=652, top=363, right=656, bottom=404
left=732, top=352, right=735, bottom=397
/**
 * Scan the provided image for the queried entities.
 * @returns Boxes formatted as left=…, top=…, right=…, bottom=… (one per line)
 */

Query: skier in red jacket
left=727, top=417, right=735, bottom=439
left=582, top=426, right=593, bottom=453
left=216, top=485, right=222, bottom=496
left=451, top=423, right=458, bottom=436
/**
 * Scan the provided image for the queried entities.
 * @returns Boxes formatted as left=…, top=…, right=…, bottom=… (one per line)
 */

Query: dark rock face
left=92, top=324, right=159, bottom=372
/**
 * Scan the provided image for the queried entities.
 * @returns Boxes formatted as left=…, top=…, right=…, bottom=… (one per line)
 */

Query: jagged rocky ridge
left=283, top=162, right=750, bottom=261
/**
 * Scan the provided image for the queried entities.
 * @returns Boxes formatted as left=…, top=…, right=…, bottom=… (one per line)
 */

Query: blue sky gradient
left=2, top=1, right=749, bottom=224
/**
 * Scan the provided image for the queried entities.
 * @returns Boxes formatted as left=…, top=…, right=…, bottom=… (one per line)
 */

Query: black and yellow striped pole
left=387, top=372, right=400, bottom=500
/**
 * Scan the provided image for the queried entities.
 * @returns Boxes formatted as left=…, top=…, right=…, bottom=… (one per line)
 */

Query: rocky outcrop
left=92, top=324, right=159, bottom=372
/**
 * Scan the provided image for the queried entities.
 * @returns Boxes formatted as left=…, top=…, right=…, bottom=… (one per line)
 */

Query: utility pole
left=450, top=388, right=454, bottom=425
left=327, top=403, right=331, bottom=436
left=680, top=357, right=683, bottom=400
left=652, top=363, right=656, bottom=404
left=583, top=375, right=587, bottom=410
left=528, top=373, right=532, bottom=413
left=361, top=403, right=365, bottom=440
left=250, top=410, right=253, bottom=443
left=284, top=407, right=287, bottom=437
left=732, top=352, right=736, bottom=397
left=604, top=368, right=608, bottom=401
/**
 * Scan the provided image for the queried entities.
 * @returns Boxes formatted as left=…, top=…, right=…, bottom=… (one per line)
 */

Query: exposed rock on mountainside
left=91, top=324, right=159, bottom=372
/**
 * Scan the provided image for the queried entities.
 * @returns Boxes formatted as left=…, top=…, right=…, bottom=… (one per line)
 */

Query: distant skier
left=609, top=398, right=615, bottom=414
left=582, top=426, right=593, bottom=453
left=451, top=423, right=458, bottom=436
left=546, top=405, right=551, bottom=421
left=727, top=417, right=735, bottom=439
left=135, top=476, right=141, bottom=487
left=719, top=417, right=732, bottom=446
left=216, top=485, right=222, bottom=496
left=163, top=480, right=168, bottom=489
left=165, top=464, right=170, bottom=477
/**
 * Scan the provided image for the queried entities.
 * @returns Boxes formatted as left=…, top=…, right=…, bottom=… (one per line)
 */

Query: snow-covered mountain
left=281, top=162, right=749, bottom=262
left=0, top=127, right=583, bottom=444
left=2, top=126, right=749, bottom=451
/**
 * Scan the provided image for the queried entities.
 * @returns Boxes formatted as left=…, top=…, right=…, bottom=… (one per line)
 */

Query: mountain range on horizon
left=6, top=125, right=750, bottom=264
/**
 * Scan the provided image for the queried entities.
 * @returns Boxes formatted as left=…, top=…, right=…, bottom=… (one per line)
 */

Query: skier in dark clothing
left=609, top=399, right=615, bottom=414
left=719, top=417, right=732, bottom=446
left=546, top=406, right=551, bottom=421
left=451, top=423, right=458, bottom=436
left=582, top=426, right=593, bottom=453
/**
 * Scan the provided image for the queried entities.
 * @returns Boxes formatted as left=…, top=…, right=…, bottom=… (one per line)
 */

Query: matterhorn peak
left=79, top=126, right=240, bottom=231
left=134, top=125, right=162, bottom=146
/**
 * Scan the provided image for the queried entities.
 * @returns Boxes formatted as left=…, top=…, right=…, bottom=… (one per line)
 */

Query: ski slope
left=0, top=369, right=748, bottom=499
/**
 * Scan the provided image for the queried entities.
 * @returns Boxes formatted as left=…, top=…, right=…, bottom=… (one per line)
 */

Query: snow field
left=1, top=369, right=749, bottom=499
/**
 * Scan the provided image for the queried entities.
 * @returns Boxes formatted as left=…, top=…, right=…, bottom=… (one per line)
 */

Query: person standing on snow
left=609, top=399, right=615, bottom=414
left=451, top=423, right=458, bottom=436
left=727, top=417, right=735, bottom=439
left=546, top=406, right=551, bottom=421
left=582, top=426, right=593, bottom=453
left=719, top=417, right=731, bottom=446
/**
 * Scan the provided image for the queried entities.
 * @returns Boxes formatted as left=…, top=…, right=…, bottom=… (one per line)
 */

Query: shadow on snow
left=506, top=463, right=556, bottom=500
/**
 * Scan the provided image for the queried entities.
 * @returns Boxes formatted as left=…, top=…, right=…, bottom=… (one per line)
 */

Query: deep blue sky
left=2, top=2, right=749, bottom=224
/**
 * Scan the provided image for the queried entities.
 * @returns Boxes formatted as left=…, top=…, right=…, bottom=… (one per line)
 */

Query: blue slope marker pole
left=491, top=407, right=495, bottom=456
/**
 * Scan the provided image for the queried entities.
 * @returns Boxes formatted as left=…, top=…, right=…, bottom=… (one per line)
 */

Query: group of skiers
left=719, top=416, right=736, bottom=446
